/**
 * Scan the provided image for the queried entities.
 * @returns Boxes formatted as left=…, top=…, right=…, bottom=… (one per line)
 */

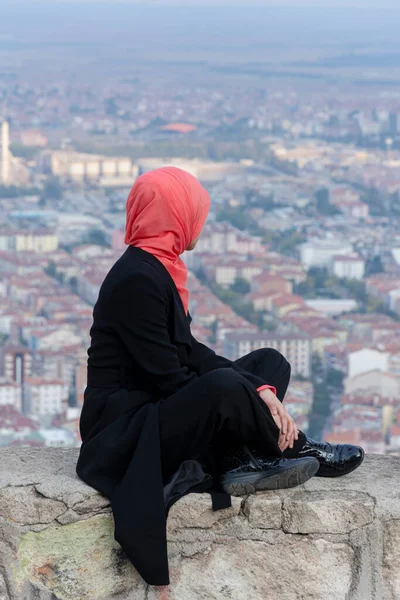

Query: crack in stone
left=33, top=485, right=68, bottom=509
left=0, top=566, right=12, bottom=600
left=1, top=482, right=42, bottom=490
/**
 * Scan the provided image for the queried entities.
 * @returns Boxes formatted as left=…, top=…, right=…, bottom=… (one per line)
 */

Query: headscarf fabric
left=124, top=166, right=210, bottom=314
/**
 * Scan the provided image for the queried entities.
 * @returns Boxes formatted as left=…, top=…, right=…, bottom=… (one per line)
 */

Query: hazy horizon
left=3, top=0, right=400, bottom=5
left=2, top=2, right=400, bottom=47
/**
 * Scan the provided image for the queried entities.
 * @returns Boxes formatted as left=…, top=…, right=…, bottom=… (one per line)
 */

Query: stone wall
left=0, top=448, right=399, bottom=600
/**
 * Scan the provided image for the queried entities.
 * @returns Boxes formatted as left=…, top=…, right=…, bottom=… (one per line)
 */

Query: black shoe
left=297, top=437, right=365, bottom=477
left=220, top=445, right=320, bottom=496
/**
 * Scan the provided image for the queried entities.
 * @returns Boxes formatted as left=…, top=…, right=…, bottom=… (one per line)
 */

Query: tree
left=105, top=98, right=118, bottom=116
left=365, top=255, right=384, bottom=276
left=231, top=278, right=250, bottom=294
left=307, top=382, right=331, bottom=439
left=45, top=260, right=57, bottom=278
left=315, top=188, right=340, bottom=216
left=41, top=177, right=62, bottom=201
left=216, top=206, right=264, bottom=236
left=264, top=229, right=307, bottom=257
left=326, top=368, right=344, bottom=389
left=86, top=228, right=109, bottom=247
left=69, top=276, right=78, bottom=292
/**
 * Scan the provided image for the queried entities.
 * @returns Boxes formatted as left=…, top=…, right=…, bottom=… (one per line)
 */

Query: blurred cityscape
left=1, top=1, right=400, bottom=454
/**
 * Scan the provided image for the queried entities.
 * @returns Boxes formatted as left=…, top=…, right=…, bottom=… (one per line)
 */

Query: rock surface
left=0, top=449, right=399, bottom=600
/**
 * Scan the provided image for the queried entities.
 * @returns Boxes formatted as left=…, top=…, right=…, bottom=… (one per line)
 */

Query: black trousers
left=159, top=348, right=303, bottom=482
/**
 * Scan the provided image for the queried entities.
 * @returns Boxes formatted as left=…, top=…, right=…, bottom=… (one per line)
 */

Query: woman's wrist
left=256, top=384, right=277, bottom=396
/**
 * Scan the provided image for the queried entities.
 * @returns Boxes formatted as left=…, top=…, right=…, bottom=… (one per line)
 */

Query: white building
left=344, top=370, right=400, bottom=398
left=202, top=259, right=265, bottom=287
left=305, top=299, right=357, bottom=317
left=23, top=378, right=69, bottom=416
left=223, top=332, right=311, bottom=378
left=300, top=239, right=353, bottom=268
left=194, top=223, right=264, bottom=256
left=29, top=326, right=82, bottom=352
left=331, top=255, right=365, bottom=280
left=0, top=379, right=22, bottom=411
left=348, top=348, right=390, bottom=379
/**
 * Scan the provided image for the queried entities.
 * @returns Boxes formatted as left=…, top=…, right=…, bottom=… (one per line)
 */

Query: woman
left=76, top=166, right=364, bottom=587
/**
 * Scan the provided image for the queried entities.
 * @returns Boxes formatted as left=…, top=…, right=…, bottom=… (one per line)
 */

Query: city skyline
left=1, top=0, right=400, bottom=458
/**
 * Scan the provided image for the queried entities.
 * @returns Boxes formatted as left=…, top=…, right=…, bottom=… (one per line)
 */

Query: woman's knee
left=200, top=368, right=244, bottom=398
left=256, top=347, right=291, bottom=374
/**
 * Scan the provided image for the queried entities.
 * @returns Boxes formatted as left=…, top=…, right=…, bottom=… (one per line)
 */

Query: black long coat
left=76, top=246, right=274, bottom=585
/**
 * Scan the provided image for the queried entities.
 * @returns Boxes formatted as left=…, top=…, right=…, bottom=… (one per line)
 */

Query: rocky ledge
left=0, top=449, right=399, bottom=600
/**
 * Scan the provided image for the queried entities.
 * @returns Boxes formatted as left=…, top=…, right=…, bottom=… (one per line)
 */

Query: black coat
left=76, top=246, right=270, bottom=585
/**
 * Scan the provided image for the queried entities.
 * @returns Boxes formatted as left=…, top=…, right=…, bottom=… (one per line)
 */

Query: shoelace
left=307, top=438, right=334, bottom=453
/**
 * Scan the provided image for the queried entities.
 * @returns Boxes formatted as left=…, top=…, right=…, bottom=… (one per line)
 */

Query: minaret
left=1, top=121, right=10, bottom=185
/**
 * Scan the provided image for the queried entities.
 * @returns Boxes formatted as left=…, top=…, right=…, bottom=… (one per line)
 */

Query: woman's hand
left=258, top=388, right=298, bottom=452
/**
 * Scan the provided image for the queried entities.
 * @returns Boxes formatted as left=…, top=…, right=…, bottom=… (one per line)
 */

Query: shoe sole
left=221, top=457, right=320, bottom=496
left=315, top=449, right=365, bottom=478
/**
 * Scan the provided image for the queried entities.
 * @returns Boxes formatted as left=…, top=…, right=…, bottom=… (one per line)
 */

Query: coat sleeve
left=109, top=272, right=198, bottom=398
left=187, top=333, right=274, bottom=392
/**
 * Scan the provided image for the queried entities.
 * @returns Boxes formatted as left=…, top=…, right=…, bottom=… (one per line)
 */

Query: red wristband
left=257, top=384, right=277, bottom=396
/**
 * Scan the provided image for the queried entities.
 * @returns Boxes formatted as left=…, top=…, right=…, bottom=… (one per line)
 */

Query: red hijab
left=124, top=166, right=210, bottom=314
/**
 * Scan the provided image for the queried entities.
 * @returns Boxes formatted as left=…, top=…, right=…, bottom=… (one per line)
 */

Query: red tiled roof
left=160, top=123, right=197, bottom=133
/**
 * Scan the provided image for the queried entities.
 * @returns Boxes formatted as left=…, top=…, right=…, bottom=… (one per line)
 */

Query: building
left=29, top=326, right=82, bottom=352
left=39, top=150, right=139, bottom=184
left=0, top=121, right=30, bottom=185
left=0, top=379, right=22, bottom=411
left=300, top=239, right=353, bottom=268
left=160, top=123, right=197, bottom=134
left=0, top=229, right=58, bottom=253
left=23, top=377, right=69, bottom=416
left=0, top=344, right=33, bottom=384
left=250, top=273, right=293, bottom=296
left=305, top=299, right=357, bottom=317
left=331, top=255, right=365, bottom=280
left=14, top=231, right=58, bottom=253
left=223, top=332, right=311, bottom=378
left=348, top=348, right=389, bottom=379
left=1, top=121, right=9, bottom=185
left=344, top=370, right=400, bottom=398
left=338, top=200, right=369, bottom=219
left=20, top=129, right=48, bottom=147
left=202, top=257, right=265, bottom=287
left=270, top=293, right=306, bottom=318
left=194, top=223, right=265, bottom=256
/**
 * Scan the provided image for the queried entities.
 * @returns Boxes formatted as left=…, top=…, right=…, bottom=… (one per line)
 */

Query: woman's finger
left=278, top=432, right=289, bottom=452
left=289, top=418, right=296, bottom=448
left=273, top=412, right=282, bottom=430
left=275, top=402, right=289, bottom=436
left=287, top=416, right=295, bottom=443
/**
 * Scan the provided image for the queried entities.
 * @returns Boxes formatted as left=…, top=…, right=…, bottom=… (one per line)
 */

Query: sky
left=2, top=0, right=400, bottom=4
left=2, top=0, right=399, bottom=51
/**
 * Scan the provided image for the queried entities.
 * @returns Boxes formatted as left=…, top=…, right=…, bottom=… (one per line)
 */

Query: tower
left=1, top=120, right=10, bottom=185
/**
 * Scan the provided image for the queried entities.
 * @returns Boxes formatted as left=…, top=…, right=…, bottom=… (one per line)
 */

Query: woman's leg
left=234, top=348, right=291, bottom=402
left=158, top=367, right=281, bottom=481
left=234, top=347, right=307, bottom=454
left=235, top=348, right=365, bottom=475
left=158, top=367, right=320, bottom=495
